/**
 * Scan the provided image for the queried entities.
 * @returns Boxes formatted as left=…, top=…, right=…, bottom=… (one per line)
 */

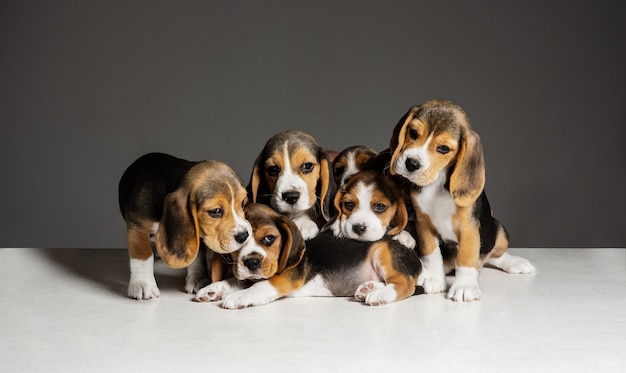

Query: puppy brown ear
left=276, top=215, right=306, bottom=273
left=317, top=152, right=336, bottom=221
left=387, top=196, right=409, bottom=236
left=248, top=153, right=265, bottom=203
left=389, top=106, right=419, bottom=174
left=155, top=189, right=200, bottom=268
left=450, top=128, right=486, bottom=207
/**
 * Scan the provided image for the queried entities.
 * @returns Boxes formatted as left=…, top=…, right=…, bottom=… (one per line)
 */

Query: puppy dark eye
left=437, top=145, right=451, bottom=154
left=208, top=208, right=223, bottom=218
left=409, top=129, right=419, bottom=140
left=334, top=166, right=345, bottom=176
left=262, top=235, right=276, bottom=245
left=267, top=165, right=280, bottom=177
left=301, top=162, right=315, bottom=174
left=373, top=203, right=387, bottom=213
left=343, top=201, right=355, bottom=211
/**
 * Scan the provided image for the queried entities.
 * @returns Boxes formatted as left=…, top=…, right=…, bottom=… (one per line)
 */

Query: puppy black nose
left=352, top=224, right=367, bottom=235
left=243, top=258, right=261, bottom=270
left=234, top=231, right=249, bottom=244
left=282, top=191, right=300, bottom=205
left=405, top=158, right=421, bottom=172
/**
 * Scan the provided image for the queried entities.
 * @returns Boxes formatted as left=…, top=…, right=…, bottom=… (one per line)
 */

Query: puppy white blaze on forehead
left=272, top=143, right=312, bottom=215
left=340, top=154, right=360, bottom=186
left=228, top=184, right=252, bottom=239
left=343, top=182, right=387, bottom=241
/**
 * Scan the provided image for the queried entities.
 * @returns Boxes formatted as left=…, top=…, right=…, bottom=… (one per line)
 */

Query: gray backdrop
left=2, top=0, right=625, bottom=249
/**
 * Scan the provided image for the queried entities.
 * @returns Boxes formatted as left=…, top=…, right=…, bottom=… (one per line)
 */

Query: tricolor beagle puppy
left=249, top=129, right=336, bottom=240
left=332, top=145, right=378, bottom=186
left=328, top=169, right=416, bottom=249
left=195, top=203, right=423, bottom=308
left=118, top=152, right=252, bottom=300
left=388, top=99, right=535, bottom=302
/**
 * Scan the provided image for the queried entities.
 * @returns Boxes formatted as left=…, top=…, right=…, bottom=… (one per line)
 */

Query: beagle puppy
left=248, top=129, right=336, bottom=240
left=388, top=99, right=535, bottom=302
left=118, top=152, right=252, bottom=300
left=328, top=169, right=416, bottom=249
left=332, top=145, right=378, bottom=186
left=195, top=203, right=423, bottom=308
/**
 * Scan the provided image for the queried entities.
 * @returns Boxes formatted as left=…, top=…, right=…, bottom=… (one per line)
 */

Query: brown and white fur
left=248, top=129, right=336, bottom=240
left=388, top=99, right=534, bottom=302
left=332, top=145, right=378, bottom=186
left=195, top=203, right=423, bottom=308
left=118, top=152, right=252, bottom=300
left=328, top=169, right=416, bottom=249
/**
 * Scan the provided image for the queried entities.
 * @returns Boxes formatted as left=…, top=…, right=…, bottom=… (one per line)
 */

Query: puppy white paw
left=355, top=281, right=396, bottom=306
left=417, top=251, right=447, bottom=294
left=194, top=280, right=233, bottom=302
left=294, top=216, right=320, bottom=240
left=488, top=253, right=536, bottom=274
left=220, top=281, right=279, bottom=309
left=392, top=230, right=416, bottom=249
left=128, top=278, right=160, bottom=300
left=447, top=267, right=481, bottom=302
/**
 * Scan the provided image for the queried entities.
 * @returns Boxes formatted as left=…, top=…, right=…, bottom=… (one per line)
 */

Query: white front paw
left=354, top=281, right=396, bottom=306
left=128, top=277, right=160, bottom=300
left=447, top=267, right=481, bottom=302
left=220, top=281, right=278, bottom=309
left=417, top=272, right=447, bottom=294
left=294, top=216, right=319, bottom=240
left=194, top=279, right=235, bottom=302
left=392, top=230, right=416, bottom=249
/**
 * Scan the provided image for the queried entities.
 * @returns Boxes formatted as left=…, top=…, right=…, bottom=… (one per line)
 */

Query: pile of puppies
left=118, top=99, right=535, bottom=308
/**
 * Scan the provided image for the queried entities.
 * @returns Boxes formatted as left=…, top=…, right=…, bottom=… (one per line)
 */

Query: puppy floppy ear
left=387, top=195, right=409, bottom=236
left=248, top=153, right=266, bottom=203
left=276, top=215, right=306, bottom=273
left=317, top=151, right=337, bottom=221
left=155, top=189, right=200, bottom=268
left=389, top=106, right=420, bottom=174
left=450, top=128, right=486, bottom=207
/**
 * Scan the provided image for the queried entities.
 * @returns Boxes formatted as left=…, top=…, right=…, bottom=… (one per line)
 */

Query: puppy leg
left=448, top=222, right=481, bottom=302
left=392, top=230, right=416, bottom=249
left=194, top=278, right=240, bottom=302
left=127, top=224, right=160, bottom=300
left=485, top=228, right=535, bottom=274
left=415, top=216, right=447, bottom=294
left=184, top=246, right=211, bottom=294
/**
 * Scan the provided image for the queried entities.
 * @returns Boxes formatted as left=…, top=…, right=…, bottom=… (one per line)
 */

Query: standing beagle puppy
left=118, top=152, right=252, bottom=300
left=332, top=145, right=378, bottom=186
left=248, top=129, right=336, bottom=240
left=388, top=99, right=535, bottom=302
left=328, top=169, right=416, bottom=249
left=195, top=203, right=423, bottom=308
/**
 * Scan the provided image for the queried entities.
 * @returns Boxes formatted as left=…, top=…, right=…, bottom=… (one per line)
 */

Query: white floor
left=0, top=248, right=624, bottom=372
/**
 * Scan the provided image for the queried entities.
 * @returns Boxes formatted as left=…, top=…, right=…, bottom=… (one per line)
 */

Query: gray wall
left=1, top=0, right=625, bottom=249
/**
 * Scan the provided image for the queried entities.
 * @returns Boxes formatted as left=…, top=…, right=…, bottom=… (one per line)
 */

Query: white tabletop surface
left=1, top=247, right=624, bottom=372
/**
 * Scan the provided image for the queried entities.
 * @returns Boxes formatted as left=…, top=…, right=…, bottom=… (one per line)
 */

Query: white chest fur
left=413, top=171, right=457, bottom=243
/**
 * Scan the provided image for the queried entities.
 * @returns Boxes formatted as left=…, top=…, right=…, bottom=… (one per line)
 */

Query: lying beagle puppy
left=118, top=152, right=252, bottom=300
left=249, top=129, right=336, bottom=240
left=328, top=169, right=416, bottom=249
left=332, top=145, right=378, bottom=186
left=388, top=99, right=535, bottom=302
left=195, top=203, right=423, bottom=308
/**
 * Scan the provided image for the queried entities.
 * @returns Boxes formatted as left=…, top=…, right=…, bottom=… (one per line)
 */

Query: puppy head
left=232, top=203, right=305, bottom=281
left=155, top=160, right=252, bottom=268
left=249, top=129, right=334, bottom=220
left=330, top=170, right=408, bottom=241
left=332, top=145, right=378, bottom=186
left=389, top=99, right=485, bottom=206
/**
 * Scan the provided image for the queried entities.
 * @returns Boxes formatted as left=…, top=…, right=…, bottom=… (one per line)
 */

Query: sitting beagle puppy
left=118, top=152, right=252, bottom=300
left=248, top=129, right=336, bottom=240
left=332, top=145, right=378, bottom=186
left=195, top=203, right=423, bottom=308
left=388, top=99, right=535, bottom=302
left=328, top=169, right=416, bottom=249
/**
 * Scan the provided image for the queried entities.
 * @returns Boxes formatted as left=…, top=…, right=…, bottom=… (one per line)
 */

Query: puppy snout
left=352, top=224, right=367, bottom=236
left=282, top=191, right=300, bottom=205
left=243, top=257, right=261, bottom=270
left=405, top=158, right=421, bottom=172
left=234, top=231, right=249, bottom=244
